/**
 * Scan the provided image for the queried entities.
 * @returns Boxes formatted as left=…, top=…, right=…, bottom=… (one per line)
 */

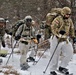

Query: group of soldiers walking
left=0, top=6, right=76, bottom=75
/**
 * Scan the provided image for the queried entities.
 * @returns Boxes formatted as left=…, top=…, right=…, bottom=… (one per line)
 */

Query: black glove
left=5, top=29, right=9, bottom=34
left=21, top=41, right=28, bottom=45
left=15, top=35, right=21, bottom=40
left=2, top=40, right=5, bottom=47
left=59, top=30, right=66, bottom=35
left=37, top=34, right=41, bottom=43
left=73, top=37, right=76, bottom=43
left=8, top=32, right=12, bottom=35
left=37, top=34, right=41, bottom=39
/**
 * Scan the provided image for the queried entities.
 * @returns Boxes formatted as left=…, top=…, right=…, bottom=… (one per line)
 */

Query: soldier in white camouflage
left=49, top=7, right=75, bottom=75
left=0, top=18, right=6, bottom=48
left=15, top=15, right=38, bottom=70
left=0, top=18, right=7, bottom=63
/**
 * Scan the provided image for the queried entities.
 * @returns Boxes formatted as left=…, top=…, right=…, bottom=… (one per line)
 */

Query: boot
left=20, top=63, right=30, bottom=70
left=50, top=71, right=57, bottom=75
left=59, top=66, right=69, bottom=75
left=27, top=57, right=35, bottom=62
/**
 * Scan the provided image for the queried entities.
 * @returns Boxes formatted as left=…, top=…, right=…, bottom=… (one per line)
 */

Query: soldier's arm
left=51, top=17, right=60, bottom=36
left=69, top=19, right=75, bottom=38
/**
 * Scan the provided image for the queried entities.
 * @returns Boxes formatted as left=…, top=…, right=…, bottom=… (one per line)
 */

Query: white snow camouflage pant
left=49, top=36, right=73, bottom=72
left=19, top=42, right=29, bottom=64
left=19, top=41, right=37, bottom=64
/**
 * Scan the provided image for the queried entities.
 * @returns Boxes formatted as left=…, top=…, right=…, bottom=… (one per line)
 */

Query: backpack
left=0, top=18, right=6, bottom=36
left=9, top=20, right=24, bottom=36
left=45, top=8, right=62, bottom=39
left=46, top=8, right=62, bottom=26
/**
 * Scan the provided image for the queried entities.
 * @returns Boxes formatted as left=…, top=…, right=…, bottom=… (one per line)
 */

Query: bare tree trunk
left=43, top=0, right=48, bottom=20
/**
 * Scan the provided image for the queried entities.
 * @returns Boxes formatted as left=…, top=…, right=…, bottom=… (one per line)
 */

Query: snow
left=0, top=34, right=76, bottom=75
left=0, top=46, right=76, bottom=75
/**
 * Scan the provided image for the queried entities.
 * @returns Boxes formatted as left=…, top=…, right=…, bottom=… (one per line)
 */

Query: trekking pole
left=33, top=47, right=48, bottom=65
left=43, top=30, right=66, bottom=74
left=33, top=43, right=38, bottom=61
left=33, top=39, right=47, bottom=64
left=11, top=35, right=14, bottom=62
left=43, top=41, right=60, bottom=73
left=33, top=39, right=50, bottom=65
left=6, top=40, right=18, bottom=65
left=34, top=40, right=48, bottom=65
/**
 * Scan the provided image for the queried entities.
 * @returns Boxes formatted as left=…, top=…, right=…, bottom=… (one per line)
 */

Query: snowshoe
left=27, top=57, right=35, bottom=62
left=58, top=66, right=69, bottom=75
left=50, top=71, right=57, bottom=75
left=20, top=63, right=30, bottom=70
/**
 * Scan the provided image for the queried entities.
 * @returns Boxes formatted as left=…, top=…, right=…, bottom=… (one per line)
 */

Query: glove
left=32, top=38, right=38, bottom=44
left=37, top=34, right=41, bottom=39
left=21, top=41, right=28, bottom=45
left=5, top=29, right=9, bottom=34
left=59, top=30, right=66, bottom=35
left=15, top=35, right=21, bottom=40
left=73, top=37, right=76, bottom=43
left=8, top=32, right=12, bottom=35
left=2, top=40, right=5, bottom=47
left=56, top=30, right=66, bottom=38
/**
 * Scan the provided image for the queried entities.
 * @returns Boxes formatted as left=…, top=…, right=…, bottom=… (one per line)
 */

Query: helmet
left=61, top=7, right=71, bottom=16
left=24, top=15, right=32, bottom=22
left=0, top=18, right=5, bottom=22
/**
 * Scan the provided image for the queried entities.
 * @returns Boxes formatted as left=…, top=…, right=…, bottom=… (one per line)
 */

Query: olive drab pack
left=45, top=8, right=62, bottom=39
left=10, top=15, right=33, bottom=36
left=46, top=8, right=62, bottom=26
left=10, top=20, right=24, bottom=36
left=0, top=18, right=6, bottom=37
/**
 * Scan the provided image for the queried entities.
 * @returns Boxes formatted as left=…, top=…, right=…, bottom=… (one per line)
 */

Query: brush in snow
left=0, top=65, right=20, bottom=75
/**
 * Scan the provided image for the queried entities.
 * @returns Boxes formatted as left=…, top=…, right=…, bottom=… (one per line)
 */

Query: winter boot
left=50, top=71, right=57, bottom=75
left=27, top=57, right=35, bottom=62
left=20, top=63, right=30, bottom=70
left=59, top=66, right=69, bottom=75
left=2, top=40, right=5, bottom=47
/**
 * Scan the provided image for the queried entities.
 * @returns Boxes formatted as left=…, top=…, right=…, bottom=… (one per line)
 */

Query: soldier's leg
left=0, top=40, right=3, bottom=64
left=19, top=42, right=30, bottom=70
left=50, top=36, right=63, bottom=73
left=59, top=41, right=73, bottom=74
left=27, top=42, right=37, bottom=62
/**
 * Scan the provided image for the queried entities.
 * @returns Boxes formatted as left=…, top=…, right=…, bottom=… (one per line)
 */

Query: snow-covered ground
left=0, top=46, right=76, bottom=75
left=0, top=34, right=76, bottom=75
